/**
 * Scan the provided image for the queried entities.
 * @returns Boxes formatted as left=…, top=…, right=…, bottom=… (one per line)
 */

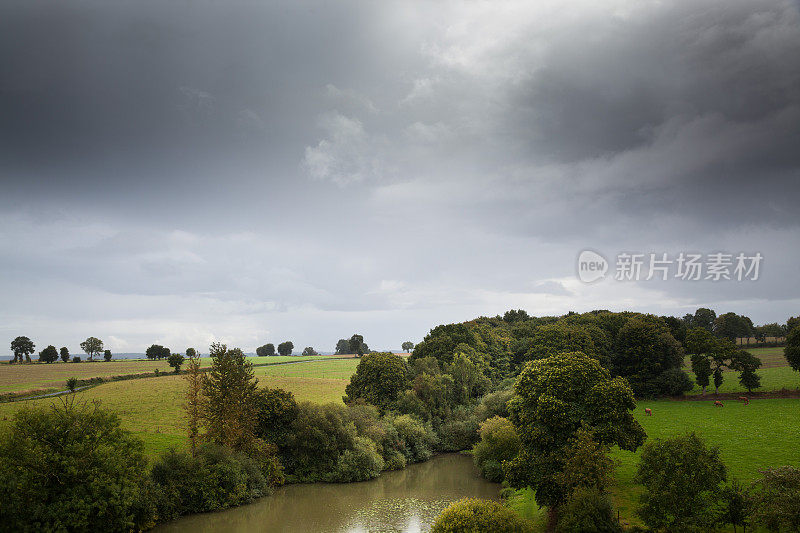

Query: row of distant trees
left=9, top=336, right=110, bottom=363
left=677, top=307, right=798, bottom=343
left=255, top=335, right=415, bottom=358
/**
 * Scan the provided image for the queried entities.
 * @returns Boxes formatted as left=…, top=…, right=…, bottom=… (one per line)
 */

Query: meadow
left=0, top=354, right=347, bottom=395
left=0, top=357, right=360, bottom=457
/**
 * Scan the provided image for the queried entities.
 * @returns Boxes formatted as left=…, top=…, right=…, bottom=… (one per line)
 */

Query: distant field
left=0, top=357, right=358, bottom=457
left=0, top=355, right=348, bottom=395
left=743, top=346, right=789, bottom=368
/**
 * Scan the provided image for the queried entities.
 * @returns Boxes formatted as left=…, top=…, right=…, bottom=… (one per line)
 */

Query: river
left=153, top=453, right=501, bottom=533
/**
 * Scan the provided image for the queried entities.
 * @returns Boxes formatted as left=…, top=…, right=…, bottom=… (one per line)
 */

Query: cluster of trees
left=9, top=336, right=108, bottom=364
left=335, top=334, right=369, bottom=356
left=145, top=344, right=171, bottom=360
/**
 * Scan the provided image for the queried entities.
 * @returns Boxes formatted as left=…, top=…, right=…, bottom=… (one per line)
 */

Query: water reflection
left=154, top=454, right=500, bottom=533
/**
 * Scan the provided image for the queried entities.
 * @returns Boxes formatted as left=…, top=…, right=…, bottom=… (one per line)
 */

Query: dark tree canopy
left=145, top=344, right=171, bottom=360
left=256, top=343, right=276, bottom=356
left=0, top=399, right=151, bottom=531
left=505, top=351, right=646, bottom=508
left=401, top=341, right=414, bottom=353
left=59, top=346, right=70, bottom=363
left=10, top=336, right=35, bottom=364
left=335, top=339, right=350, bottom=355
left=302, top=347, right=317, bottom=356
left=611, top=318, right=685, bottom=397
left=344, top=352, right=410, bottom=411
left=38, top=345, right=59, bottom=364
left=786, top=326, right=800, bottom=373
left=713, top=312, right=754, bottom=341
left=277, top=341, right=294, bottom=356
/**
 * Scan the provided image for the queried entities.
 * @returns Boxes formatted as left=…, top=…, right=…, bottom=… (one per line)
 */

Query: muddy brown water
left=153, top=453, right=501, bottom=533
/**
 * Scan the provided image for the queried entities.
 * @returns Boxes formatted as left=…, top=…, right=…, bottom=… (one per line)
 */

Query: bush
left=0, top=398, right=153, bottom=531
left=331, top=436, right=384, bottom=482
left=635, top=433, right=726, bottom=532
left=66, top=376, right=78, bottom=392
left=391, top=414, right=437, bottom=464
left=475, top=388, right=514, bottom=421
left=72, top=356, right=81, bottom=363
left=167, top=353, right=185, bottom=373
left=431, top=498, right=532, bottom=533
left=555, top=487, right=621, bottom=533
left=150, top=444, right=271, bottom=521
left=750, top=466, right=800, bottom=532
left=437, top=407, right=480, bottom=452
left=472, top=417, right=520, bottom=482
left=103, top=349, right=112, bottom=361
left=655, top=367, right=694, bottom=396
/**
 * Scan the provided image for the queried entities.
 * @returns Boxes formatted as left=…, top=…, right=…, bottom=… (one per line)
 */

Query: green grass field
left=0, top=358, right=357, bottom=458
left=0, top=355, right=349, bottom=395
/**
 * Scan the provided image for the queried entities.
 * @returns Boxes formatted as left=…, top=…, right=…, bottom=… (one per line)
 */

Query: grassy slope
left=0, top=358, right=360, bottom=458
left=0, top=355, right=348, bottom=394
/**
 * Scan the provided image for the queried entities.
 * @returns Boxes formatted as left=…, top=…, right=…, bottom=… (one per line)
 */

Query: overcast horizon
left=2, top=0, right=799, bottom=355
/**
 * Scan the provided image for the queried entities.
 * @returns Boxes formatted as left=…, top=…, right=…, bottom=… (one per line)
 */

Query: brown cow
left=644, top=408, right=652, bottom=416
left=738, top=396, right=749, bottom=405
left=714, top=401, right=724, bottom=407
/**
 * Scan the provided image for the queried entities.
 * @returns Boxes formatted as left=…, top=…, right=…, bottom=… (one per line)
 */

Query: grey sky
left=1, top=0, right=799, bottom=354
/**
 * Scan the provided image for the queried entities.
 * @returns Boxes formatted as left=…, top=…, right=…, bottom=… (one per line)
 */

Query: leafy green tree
left=687, top=328, right=747, bottom=393
left=785, top=326, right=800, bottom=373
left=254, top=387, right=299, bottom=445
left=505, top=352, right=646, bottom=508
left=719, top=479, right=751, bottom=533
left=277, top=341, right=294, bottom=356
left=730, top=349, right=762, bottom=393
left=431, top=498, right=533, bottom=533
left=0, top=398, right=152, bottom=531
left=713, top=312, right=754, bottom=341
left=200, top=343, right=260, bottom=452
left=59, top=346, right=70, bottom=363
left=611, top=318, right=685, bottom=397
left=344, top=352, right=409, bottom=411
left=80, top=337, right=104, bottom=361
left=168, top=353, right=185, bottom=373
left=693, top=307, right=717, bottom=331
left=145, top=344, right=170, bottom=360
left=349, top=334, right=365, bottom=356
left=635, top=433, right=727, bottom=532
left=410, top=323, right=480, bottom=366
left=335, top=339, right=350, bottom=355
left=556, top=487, right=622, bottom=533
left=264, top=343, right=275, bottom=356
left=66, top=377, right=78, bottom=392
left=38, top=345, right=59, bottom=363
left=750, top=466, right=800, bottom=532
left=446, top=351, right=490, bottom=404
left=103, top=349, right=112, bottom=361
left=10, top=336, right=35, bottom=364
left=472, top=416, right=520, bottom=482
left=185, top=347, right=197, bottom=358
left=787, top=316, right=800, bottom=333
left=554, top=428, right=617, bottom=499
left=402, top=341, right=414, bottom=352
left=302, top=346, right=318, bottom=356
left=514, top=323, right=598, bottom=368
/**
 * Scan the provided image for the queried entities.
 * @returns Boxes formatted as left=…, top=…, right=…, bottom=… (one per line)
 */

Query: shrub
left=655, top=367, right=694, bottom=396
left=472, top=416, right=520, bottom=482
left=750, top=466, right=800, bottom=532
left=556, top=487, right=621, bottom=533
left=391, top=414, right=437, bottom=464
left=66, top=377, right=78, bottom=392
left=150, top=444, right=271, bottom=521
left=331, top=436, right=384, bottom=482
left=0, top=398, right=153, bottom=531
left=431, top=498, right=532, bottom=533
left=344, top=352, right=410, bottom=412
left=167, top=353, right=185, bottom=373
left=475, top=388, right=514, bottom=421
left=103, top=349, right=112, bottom=361
left=437, top=407, right=480, bottom=452
left=635, top=433, right=726, bottom=532
left=72, top=356, right=81, bottom=363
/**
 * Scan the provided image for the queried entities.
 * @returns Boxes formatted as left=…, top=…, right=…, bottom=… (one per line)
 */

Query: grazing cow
left=714, top=401, right=724, bottom=407
left=644, top=408, right=652, bottom=416
left=738, top=396, right=749, bottom=405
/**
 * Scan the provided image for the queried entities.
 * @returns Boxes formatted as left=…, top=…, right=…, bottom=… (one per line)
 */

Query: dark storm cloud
left=1, top=0, right=799, bottom=352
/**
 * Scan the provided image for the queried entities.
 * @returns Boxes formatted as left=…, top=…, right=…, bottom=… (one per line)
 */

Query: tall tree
left=335, top=339, right=350, bottom=355
left=343, top=352, right=410, bottom=411
left=785, top=326, right=800, bottom=374
left=713, top=312, right=754, bottom=341
left=693, top=308, right=717, bottom=332
left=505, top=351, right=646, bottom=509
left=10, top=336, right=35, bottom=364
left=200, top=343, right=259, bottom=451
left=264, top=343, right=275, bottom=356
left=59, top=346, right=70, bottom=363
left=184, top=350, right=202, bottom=456
left=80, top=337, right=104, bottom=361
left=349, top=334, right=365, bottom=357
